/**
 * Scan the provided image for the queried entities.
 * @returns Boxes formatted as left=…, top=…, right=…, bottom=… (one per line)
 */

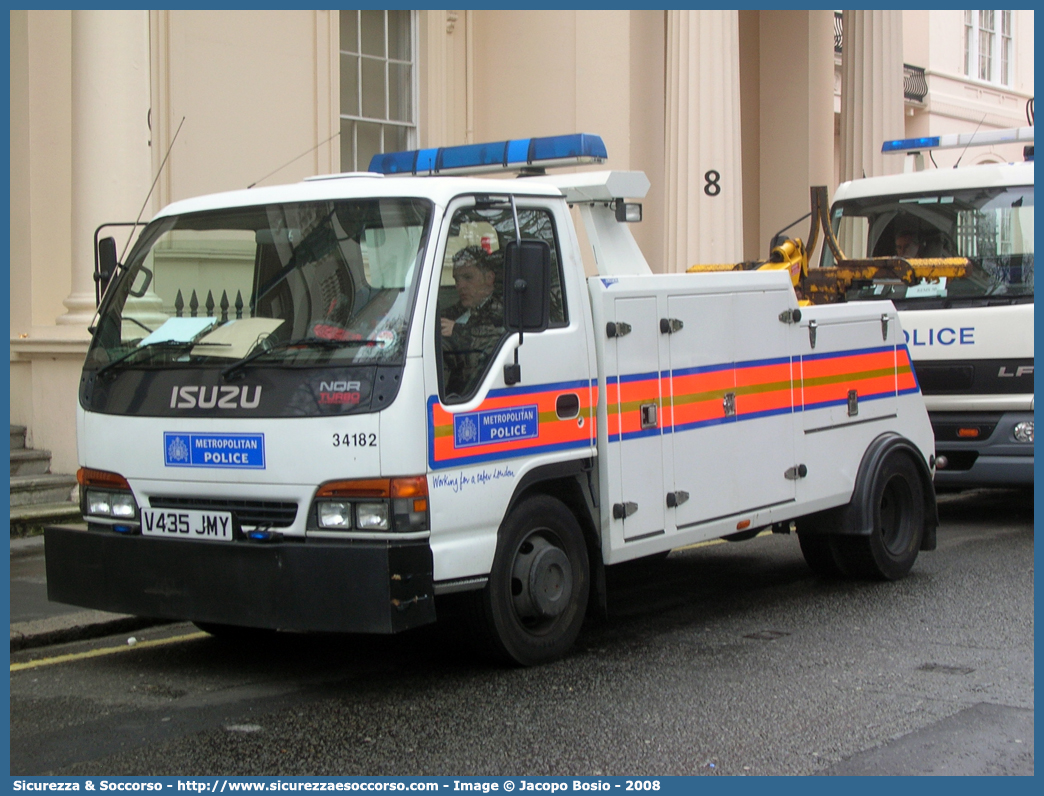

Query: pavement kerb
left=10, top=534, right=46, bottom=559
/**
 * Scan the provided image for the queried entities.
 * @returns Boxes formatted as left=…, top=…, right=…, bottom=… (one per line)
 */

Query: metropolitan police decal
left=164, top=432, right=266, bottom=469
left=453, top=405, right=539, bottom=448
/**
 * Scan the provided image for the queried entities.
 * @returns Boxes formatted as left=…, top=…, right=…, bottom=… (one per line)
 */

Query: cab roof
left=154, top=173, right=565, bottom=220
left=833, top=160, right=1034, bottom=203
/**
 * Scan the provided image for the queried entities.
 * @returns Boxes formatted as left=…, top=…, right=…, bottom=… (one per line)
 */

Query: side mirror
left=96, top=236, right=119, bottom=305
left=504, top=239, right=552, bottom=333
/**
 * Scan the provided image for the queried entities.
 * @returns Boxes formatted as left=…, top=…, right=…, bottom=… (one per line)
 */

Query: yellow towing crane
left=687, top=186, right=969, bottom=304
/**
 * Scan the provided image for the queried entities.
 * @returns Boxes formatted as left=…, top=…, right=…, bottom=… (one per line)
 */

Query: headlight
left=312, top=476, right=428, bottom=533
left=86, top=489, right=113, bottom=516
left=356, top=502, right=390, bottom=530
left=110, top=492, right=138, bottom=518
left=78, top=468, right=139, bottom=524
left=317, top=501, right=352, bottom=529
left=1013, top=421, right=1034, bottom=443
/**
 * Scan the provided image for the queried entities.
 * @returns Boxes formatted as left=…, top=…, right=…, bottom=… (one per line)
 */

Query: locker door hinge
left=606, top=321, right=632, bottom=338
left=778, top=308, right=802, bottom=324
left=659, top=317, right=684, bottom=334
left=640, top=403, right=658, bottom=429
left=666, top=490, right=689, bottom=508
left=784, top=464, right=808, bottom=480
left=808, top=320, right=818, bottom=349
left=723, top=392, right=736, bottom=417
left=612, top=501, right=638, bottom=519
left=848, top=389, right=859, bottom=416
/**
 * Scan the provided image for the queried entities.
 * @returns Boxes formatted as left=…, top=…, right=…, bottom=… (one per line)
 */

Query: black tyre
left=474, top=495, right=590, bottom=666
left=833, top=451, right=926, bottom=580
left=797, top=532, right=845, bottom=578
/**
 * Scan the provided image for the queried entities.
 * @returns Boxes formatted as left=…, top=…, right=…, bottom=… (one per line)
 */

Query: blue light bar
left=882, top=126, right=1034, bottom=154
left=882, top=136, right=941, bottom=153
left=368, top=133, right=607, bottom=176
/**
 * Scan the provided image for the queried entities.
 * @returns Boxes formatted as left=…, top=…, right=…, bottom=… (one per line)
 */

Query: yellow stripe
left=10, top=631, right=207, bottom=672
left=801, top=365, right=896, bottom=389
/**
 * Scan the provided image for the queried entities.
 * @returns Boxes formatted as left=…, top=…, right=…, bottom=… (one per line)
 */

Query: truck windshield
left=87, top=198, right=432, bottom=372
left=823, top=185, right=1033, bottom=304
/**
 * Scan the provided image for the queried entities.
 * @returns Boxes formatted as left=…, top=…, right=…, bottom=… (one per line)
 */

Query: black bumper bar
left=44, top=526, right=435, bottom=634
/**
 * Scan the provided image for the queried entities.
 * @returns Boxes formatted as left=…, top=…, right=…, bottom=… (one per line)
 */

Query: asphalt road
left=10, top=488, right=1034, bottom=776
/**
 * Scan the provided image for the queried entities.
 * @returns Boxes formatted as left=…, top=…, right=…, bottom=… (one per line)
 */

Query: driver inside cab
left=439, top=246, right=505, bottom=398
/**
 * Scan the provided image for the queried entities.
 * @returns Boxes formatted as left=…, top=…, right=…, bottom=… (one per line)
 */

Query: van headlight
left=312, top=476, right=428, bottom=533
left=79, top=468, right=139, bottom=523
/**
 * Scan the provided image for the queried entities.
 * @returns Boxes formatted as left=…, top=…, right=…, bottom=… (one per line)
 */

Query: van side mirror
left=504, top=239, right=551, bottom=333
left=96, top=236, right=119, bottom=305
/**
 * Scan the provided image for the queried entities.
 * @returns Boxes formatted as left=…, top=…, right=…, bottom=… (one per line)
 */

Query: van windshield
left=87, top=198, right=432, bottom=372
left=824, top=185, right=1033, bottom=304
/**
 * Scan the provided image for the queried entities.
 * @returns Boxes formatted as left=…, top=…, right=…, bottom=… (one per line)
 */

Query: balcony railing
left=834, top=12, right=928, bottom=103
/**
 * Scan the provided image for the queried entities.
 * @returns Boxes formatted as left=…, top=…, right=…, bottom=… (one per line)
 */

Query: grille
left=916, top=364, right=975, bottom=393
left=149, top=497, right=298, bottom=527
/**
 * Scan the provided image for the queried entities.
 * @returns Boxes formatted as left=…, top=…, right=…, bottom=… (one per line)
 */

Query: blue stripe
left=801, top=344, right=894, bottom=363
left=615, top=404, right=798, bottom=441
left=429, top=438, right=593, bottom=470
left=802, top=390, right=896, bottom=413
left=618, top=370, right=659, bottom=384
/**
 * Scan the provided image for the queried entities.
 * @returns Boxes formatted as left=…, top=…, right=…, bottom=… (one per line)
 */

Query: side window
left=437, top=205, right=567, bottom=402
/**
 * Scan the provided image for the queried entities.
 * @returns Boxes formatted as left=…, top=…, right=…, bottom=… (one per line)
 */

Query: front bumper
left=44, top=525, right=435, bottom=634
left=931, top=411, right=1034, bottom=488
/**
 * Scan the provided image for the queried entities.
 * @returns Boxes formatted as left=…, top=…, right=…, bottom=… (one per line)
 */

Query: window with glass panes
left=339, top=10, right=416, bottom=172
left=963, top=10, right=1013, bottom=86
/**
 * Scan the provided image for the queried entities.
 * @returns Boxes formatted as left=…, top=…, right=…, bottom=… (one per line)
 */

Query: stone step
left=10, top=448, right=52, bottom=477
left=10, top=474, right=78, bottom=507
left=9, top=501, right=83, bottom=525
left=11, top=425, right=27, bottom=451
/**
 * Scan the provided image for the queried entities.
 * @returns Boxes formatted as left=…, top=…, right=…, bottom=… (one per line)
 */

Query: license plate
left=140, top=508, right=233, bottom=541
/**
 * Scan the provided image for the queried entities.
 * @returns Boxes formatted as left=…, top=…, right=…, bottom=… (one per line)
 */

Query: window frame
left=964, top=9, right=1014, bottom=87
left=338, top=10, right=419, bottom=172
left=434, top=198, right=570, bottom=405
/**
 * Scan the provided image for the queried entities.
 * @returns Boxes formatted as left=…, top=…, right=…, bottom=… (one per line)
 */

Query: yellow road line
left=11, top=631, right=208, bottom=673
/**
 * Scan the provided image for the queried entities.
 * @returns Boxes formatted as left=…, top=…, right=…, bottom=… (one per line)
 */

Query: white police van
left=825, top=127, right=1033, bottom=487
left=48, top=134, right=938, bottom=664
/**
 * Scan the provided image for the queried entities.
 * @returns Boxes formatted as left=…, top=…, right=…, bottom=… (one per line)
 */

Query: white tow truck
left=823, top=127, right=1034, bottom=487
left=48, top=134, right=939, bottom=665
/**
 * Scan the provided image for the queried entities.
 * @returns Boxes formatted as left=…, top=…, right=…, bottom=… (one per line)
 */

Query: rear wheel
left=474, top=495, right=590, bottom=666
left=833, top=451, right=926, bottom=580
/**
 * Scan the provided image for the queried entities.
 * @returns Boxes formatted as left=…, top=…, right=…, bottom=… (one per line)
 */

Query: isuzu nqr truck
left=47, top=134, right=938, bottom=664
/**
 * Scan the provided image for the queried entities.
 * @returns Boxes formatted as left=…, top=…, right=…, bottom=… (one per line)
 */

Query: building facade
left=8, top=9, right=1034, bottom=472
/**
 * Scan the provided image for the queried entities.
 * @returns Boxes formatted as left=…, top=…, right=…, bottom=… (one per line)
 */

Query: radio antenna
left=247, top=131, right=341, bottom=189
left=953, top=113, right=987, bottom=169
left=121, top=115, right=186, bottom=261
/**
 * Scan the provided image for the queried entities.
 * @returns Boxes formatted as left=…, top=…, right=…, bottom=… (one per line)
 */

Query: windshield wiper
left=95, top=340, right=231, bottom=379
left=221, top=336, right=379, bottom=380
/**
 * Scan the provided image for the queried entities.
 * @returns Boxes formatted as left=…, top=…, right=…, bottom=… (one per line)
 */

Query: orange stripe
left=431, top=385, right=595, bottom=464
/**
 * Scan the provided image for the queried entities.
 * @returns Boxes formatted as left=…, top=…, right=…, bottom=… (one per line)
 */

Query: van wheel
left=476, top=495, right=589, bottom=666
left=834, top=451, right=925, bottom=580
left=797, top=532, right=845, bottom=578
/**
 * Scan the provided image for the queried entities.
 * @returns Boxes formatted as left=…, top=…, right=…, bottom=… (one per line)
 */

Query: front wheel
left=474, top=495, right=590, bottom=666
left=833, top=451, right=926, bottom=580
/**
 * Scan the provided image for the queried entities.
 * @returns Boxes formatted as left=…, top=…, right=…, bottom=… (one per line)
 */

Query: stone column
left=839, top=10, right=904, bottom=183
left=663, top=9, right=744, bottom=271
left=60, top=10, right=153, bottom=327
